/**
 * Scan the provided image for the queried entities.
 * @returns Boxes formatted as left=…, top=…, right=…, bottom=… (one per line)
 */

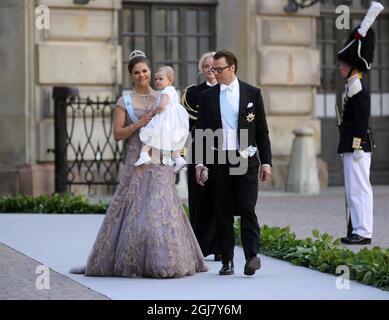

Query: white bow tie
left=220, top=83, right=234, bottom=92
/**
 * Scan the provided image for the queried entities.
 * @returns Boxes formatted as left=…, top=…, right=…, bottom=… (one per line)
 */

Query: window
left=316, top=1, right=389, bottom=117
left=120, top=2, right=216, bottom=91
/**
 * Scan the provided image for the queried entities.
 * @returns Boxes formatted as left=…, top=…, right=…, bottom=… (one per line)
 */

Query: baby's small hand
left=138, top=113, right=153, bottom=127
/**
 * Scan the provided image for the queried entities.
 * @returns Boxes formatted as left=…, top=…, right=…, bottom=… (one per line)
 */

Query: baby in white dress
left=134, top=66, right=189, bottom=173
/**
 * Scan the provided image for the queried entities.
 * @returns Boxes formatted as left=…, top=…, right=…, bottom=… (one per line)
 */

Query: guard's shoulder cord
left=181, top=84, right=198, bottom=119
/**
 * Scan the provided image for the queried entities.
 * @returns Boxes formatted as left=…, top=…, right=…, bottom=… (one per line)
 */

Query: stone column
left=216, top=0, right=325, bottom=190
left=0, top=0, right=122, bottom=195
left=216, top=0, right=258, bottom=84
left=0, top=0, right=37, bottom=195
left=256, top=0, right=323, bottom=190
left=286, top=127, right=320, bottom=194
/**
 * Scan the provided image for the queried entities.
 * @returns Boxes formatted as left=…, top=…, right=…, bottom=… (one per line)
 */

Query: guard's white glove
left=353, top=149, right=364, bottom=162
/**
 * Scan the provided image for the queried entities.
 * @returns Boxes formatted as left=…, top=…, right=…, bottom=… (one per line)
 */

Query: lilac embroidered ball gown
left=70, top=92, right=208, bottom=278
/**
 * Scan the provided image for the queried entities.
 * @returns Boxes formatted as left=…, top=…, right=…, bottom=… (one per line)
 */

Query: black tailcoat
left=195, top=79, right=272, bottom=262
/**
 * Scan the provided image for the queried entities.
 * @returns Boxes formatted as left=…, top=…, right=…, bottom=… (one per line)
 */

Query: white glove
left=353, top=149, right=364, bottom=162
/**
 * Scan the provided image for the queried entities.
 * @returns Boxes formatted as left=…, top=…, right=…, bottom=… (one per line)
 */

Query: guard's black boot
left=341, top=234, right=371, bottom=245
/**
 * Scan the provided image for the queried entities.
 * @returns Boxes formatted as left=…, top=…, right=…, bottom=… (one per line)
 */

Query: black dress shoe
left=214, top=254, right=222, bottom=261
left=219, top=261, right=234, bottom=275
left=341, top=234, right=371, bottom=245
left=244, top=256, right=261, bottom=276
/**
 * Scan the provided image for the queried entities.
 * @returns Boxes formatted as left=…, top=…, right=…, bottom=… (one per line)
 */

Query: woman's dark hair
left=127, top=56, right=151, bottom=74
left=213, top=50, right=238, bottom=74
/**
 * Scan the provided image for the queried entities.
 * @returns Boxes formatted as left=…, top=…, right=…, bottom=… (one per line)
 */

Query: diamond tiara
left=128, top=49, right=147, bottom=62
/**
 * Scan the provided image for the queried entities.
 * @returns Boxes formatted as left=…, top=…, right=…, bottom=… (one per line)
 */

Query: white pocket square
left=239, top=145, right=257, bottom=159
left=247, top=102, right=254, bottom=109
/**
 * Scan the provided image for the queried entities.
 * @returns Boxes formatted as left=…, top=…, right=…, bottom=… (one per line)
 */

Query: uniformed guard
left=337, top=1, right=383, bottom=245
left=181, top=51, right=222, bottom=260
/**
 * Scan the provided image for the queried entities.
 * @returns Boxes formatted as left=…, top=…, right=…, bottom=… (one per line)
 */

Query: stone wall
left=0, top=0, right=122, bottom=195
left=0, top=0, right=326, bottom=195
left=36, top=0, right=122, bottom=163
left=257, top=0, right=324, bottom=190
left=217, top=0, right=325, bottom=190
left=0, top=1, right=32, bottom=195
left=0, top=1, right=28, bottom=167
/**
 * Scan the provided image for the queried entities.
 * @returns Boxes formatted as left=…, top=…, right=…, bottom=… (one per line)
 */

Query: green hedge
left=0, top=194, right=190, bottom=215
left=235, top=222, right=389, bottom=291
left=0, top=193, right=107, bottom=214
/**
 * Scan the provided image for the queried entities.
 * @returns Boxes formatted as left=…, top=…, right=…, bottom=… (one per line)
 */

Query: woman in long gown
left=71, top=50, right=208, bottom=278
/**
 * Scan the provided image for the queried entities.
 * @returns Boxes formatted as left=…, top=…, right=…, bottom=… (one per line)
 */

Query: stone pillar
left=286, top=127, right=320, bottom=194
left=216, top=0, right=257, bottom=84
left=256, top=0, right=323, bottom=190
left=0, top=0, right=122, bottom=196
left=0, top=0, right=36, bottom=195
left=216, top=0, right=325, bottom=190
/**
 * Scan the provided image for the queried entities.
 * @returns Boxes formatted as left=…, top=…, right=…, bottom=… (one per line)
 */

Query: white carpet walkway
left=0, top=214, right=388, bottom=300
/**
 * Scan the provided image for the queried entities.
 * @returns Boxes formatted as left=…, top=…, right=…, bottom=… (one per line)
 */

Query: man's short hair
left=213, top=50, right=238, bottom=74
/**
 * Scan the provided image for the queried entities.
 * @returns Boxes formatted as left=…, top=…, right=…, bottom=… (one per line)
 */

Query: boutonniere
left=239, top=145, right=257, bottom=159
left=246, top=112, right=255, bottom=123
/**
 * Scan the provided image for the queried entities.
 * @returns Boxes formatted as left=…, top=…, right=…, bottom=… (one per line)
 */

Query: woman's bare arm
left=113, top=106, right=153, bottom=142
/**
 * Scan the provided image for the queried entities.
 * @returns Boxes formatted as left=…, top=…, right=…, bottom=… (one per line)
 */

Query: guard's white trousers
left=342, top=152, right=373, bottom=238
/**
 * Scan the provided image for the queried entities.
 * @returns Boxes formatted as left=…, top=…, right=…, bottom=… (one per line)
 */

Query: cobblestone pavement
left=257, top=186, right=389, bottom=251
left=0, top=243, right=109, bottom=300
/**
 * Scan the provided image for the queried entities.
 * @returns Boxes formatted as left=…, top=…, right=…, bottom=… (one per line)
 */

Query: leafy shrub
left=0, top=193, right=107, bottom=214
left=234, top=221, right=389, bottom=291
